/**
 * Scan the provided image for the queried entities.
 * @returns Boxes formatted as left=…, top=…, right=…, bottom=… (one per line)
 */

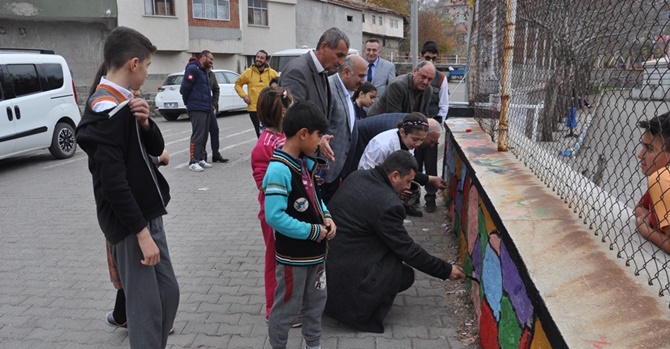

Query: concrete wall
left=295, top=0, right=363, bottom=52
left=444, top=118, right=670, bottom=348
left=241, top=0, right=296, bottom=59
left=0, top=19, right=111, bottom=88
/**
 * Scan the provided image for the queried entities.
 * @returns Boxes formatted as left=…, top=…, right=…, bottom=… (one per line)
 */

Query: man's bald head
left=422, top=118, right=442, bottom=148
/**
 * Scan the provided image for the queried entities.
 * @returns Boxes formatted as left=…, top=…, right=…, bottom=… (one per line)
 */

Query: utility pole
left=411, top=0, right=418, bottom=69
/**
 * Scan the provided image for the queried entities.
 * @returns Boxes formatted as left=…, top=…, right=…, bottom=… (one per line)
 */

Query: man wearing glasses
left=235, top=49, right=279, bottom=137
left=415, top=41, right=449, bottom=213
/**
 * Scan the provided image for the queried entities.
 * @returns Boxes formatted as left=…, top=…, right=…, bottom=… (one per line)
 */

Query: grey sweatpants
left=268, top=263, right=327, bottom=349
left=189, top=110, right=210, bottom=163
left=113, top=217, right=180, bottom=349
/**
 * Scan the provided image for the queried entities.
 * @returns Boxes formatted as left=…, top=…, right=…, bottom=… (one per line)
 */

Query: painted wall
left=116, top=0, right=189, bottom=51
left=295, top=0, right=363, bottom=52
left=443, top=127, right=562, bottom=349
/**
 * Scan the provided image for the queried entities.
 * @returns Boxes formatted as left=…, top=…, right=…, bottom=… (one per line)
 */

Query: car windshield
left=163, top=75, right=183, bottom=86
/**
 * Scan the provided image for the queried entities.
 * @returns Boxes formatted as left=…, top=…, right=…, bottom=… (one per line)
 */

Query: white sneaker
left=189, top=163, right=204, bottom=172
left=198, top=160, right=213, bottom=168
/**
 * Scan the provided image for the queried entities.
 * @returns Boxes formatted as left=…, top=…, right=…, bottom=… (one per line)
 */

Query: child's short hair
left=639, top=112, right=670, bottom=151
left=282, top=100, right=328, bottom=138
left=353, top=82, right=377, bottom=101
left=397, top=112, right=429, bottom=134
left=269, top=77, right=280, bottom=87
left=104, top=26, right=156, bottom=70
left=257, top=87, right=292, bottom=131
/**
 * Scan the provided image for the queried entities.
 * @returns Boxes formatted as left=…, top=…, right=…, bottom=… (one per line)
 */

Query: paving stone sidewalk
left=0, top=114, right=469, bottom=349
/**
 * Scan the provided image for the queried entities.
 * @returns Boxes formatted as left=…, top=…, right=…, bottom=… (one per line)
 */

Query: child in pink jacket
left=251, top=87, right=292, bottom=319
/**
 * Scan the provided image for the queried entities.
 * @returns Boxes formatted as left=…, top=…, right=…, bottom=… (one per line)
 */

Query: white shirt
left=437, top=75, right=449, bottom=119
left=358, top=129, right=414, bottom=170
left=335, top=74, right=356, bottom=133
left=309, top=50, right=326, bottom=74
left=91, top=77, right=134, bottom=112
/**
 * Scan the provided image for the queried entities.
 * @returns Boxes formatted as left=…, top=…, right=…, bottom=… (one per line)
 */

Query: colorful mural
left=443, top=128, right=565, bottom=349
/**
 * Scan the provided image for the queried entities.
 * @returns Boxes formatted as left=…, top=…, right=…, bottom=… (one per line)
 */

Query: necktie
left=367, top=63, right=374, bottom=82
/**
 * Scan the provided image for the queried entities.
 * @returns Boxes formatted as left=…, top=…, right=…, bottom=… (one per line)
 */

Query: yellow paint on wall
left=458, top=232, right=468, bottom=263
left=530, top=318, right=552, bottom=349
left=480, top=200, right=497, bottom=233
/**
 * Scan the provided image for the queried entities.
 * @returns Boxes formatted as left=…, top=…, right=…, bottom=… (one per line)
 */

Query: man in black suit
left=325, top=150, right=465, bottom=333
left=280, top=28, right=350, bottom=162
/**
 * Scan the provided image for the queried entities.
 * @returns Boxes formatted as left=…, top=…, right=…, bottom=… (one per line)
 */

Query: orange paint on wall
left=481, top=200, right=497, bottom=233
left=530, top=318, right=552, bottom=349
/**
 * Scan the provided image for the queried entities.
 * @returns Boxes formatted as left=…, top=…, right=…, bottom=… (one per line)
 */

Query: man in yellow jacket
left=235, top=49, right=279, bottom=137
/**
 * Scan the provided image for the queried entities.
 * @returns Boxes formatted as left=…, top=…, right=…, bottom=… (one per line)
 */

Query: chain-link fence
left=468, top=0, right=670, bottom=304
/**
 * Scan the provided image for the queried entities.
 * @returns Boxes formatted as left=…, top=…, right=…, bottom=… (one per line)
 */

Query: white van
left=0, top=50, right=80, bottom=160
left=269, top=47, right=360, bottom=74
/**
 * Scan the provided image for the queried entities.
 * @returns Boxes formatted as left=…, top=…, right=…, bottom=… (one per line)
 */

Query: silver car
left=154, top=69, right=247, bottom=121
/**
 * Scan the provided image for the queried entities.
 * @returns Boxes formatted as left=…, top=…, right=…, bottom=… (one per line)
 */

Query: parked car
left=269, top=47, right=360, bottom=75
left=154, top=69, right=248, bottom=121
left=447, top=64, right=467, bottom=82
left=0, top=49, right=81, bottom=160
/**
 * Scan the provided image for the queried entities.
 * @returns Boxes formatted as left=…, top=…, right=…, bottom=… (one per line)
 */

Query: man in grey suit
left=364, top=39, right=396, bottom=96
left=280, top=27, right=350, bottom=162
left=368, top=60, right=436, bottom=117
left=321, top=54, right=368, bottom=203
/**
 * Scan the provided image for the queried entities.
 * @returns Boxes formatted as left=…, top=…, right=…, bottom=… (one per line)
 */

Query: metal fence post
left=496, top=0, right=517, bottom=151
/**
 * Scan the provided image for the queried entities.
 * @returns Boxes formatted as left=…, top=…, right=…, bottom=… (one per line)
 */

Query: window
left=223, top=71, right=239, bottom=84
left=7, top=64, right=40, bottom=97
left=145, top=0, right=175, bottom=16
left=379, top=17, right=383, bottom=26
left=372, top=15, right=376, bottom=24
left=347, top=15, right=353, bottom=22
left=41, top=64, right=64, bottom=91
left=248, top=0, right=268, bottom=26
left=193, top=0, right=230, bottom=20
left=214, top=72, right=226, bottom=84
left=362, top=13, right=365, bottom=23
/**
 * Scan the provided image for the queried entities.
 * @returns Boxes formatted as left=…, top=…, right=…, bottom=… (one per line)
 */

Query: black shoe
left=405, top=205, right=423, bottom=217
left=425, top=200, right=436, bottom=213
left=212, top=154, right=229, bottom=163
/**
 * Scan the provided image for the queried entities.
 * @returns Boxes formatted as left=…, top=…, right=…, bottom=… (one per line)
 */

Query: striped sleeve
left=263, top=161, right=317, bottom=240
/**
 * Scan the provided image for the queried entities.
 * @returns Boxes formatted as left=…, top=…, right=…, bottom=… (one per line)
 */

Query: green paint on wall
left=479, top=208, right=489, bottom=247
left=499, top=296, right=522, bottom=349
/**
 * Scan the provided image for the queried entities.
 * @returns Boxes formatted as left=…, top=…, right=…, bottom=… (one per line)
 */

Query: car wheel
left=49, top=122, right=77, bottom=159
left=163, top=113, right=180, bottom=121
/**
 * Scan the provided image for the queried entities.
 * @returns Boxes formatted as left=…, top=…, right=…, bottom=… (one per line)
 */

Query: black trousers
left=414, top=144, right=438, bottom=202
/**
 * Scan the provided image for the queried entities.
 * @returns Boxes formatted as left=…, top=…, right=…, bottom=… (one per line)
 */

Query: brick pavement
left=0, top=112, right=469, bottom=349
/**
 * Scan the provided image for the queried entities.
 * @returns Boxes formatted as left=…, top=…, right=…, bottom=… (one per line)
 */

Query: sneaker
left=198, top=160, right=213, bottom=168
left=105, top=311, right=127, bottom=328
left=169, top=326, right=175, bottom=335
left=189, top=163, right=204, bottom=172
left=425, top=200, right=437, bottom=213
left=292, top=316, right=302, bottom=328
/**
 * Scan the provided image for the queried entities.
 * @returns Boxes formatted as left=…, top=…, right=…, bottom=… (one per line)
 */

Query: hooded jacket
left=234, top=64, right=279, bottom=112
left=76, top=101, right=170, bottom=244
left=180, top=58, right=212, bottom=112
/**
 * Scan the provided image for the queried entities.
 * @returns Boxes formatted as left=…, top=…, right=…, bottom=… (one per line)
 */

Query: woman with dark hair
left=358, top=113, right=445, bottom=216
